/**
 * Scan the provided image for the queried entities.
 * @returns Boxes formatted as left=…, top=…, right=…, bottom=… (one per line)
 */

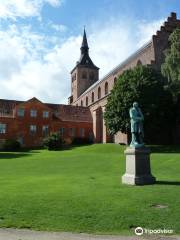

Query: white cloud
left=0, top=0, right=61, bottom=20
left=89, top=23, right=135, bottom=77
left=0, top=24, right=71, bottom=103
left=87, top=18, right=165, bottom=78
left=0, top=17, right=164, bottom=104
left=137, top=19, right=164, bottom=47
left=51, top=23, right=67, bottom=32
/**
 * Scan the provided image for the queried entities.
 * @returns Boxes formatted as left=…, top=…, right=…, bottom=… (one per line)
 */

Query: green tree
left=104, top=65, right=174, bottom=144
left=161, top=28, right=180, bottom=101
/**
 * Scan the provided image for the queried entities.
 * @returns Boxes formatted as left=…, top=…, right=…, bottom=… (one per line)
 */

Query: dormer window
left=43, top=111, right=49, bottom=118
left=17, top=108, right=25, bottom=117
left=30, top=109, right=37, bottom=117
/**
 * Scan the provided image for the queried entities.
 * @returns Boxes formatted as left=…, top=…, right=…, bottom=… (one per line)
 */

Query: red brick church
left=0, top=12, right=180, bottom=147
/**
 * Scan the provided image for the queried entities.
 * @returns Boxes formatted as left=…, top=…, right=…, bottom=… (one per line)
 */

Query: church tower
left=69, top=29, right=99, bottom=104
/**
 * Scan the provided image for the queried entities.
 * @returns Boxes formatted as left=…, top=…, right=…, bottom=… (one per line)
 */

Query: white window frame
left=80, top=128, right=85, bottom=137
left=0, top=123, right=6, bottom=134
left=30, top=109, right=37, bottom=118
left=59, top=127, right=65, bottom=137
left=17, top=108, right=25, bottom=117
left=43, top=111, right=49, bottom=118
left=42, top=125, right=49, bottom=136
left=69, top=128, right=75, bottom=137
left=30, top=125, right=37, bottom=134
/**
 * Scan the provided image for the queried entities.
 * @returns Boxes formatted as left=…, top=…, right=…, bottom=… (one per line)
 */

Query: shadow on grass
left=156, top=180, right=180, bottom=186
left=0, top=152, right=35, bottom=159
left=150, top=145, right=180, bottom=153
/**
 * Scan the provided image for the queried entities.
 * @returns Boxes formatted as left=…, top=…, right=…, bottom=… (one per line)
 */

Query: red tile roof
left=46, top=103, right=92, bottom=122
left=0, top=99, right=92, bottom=123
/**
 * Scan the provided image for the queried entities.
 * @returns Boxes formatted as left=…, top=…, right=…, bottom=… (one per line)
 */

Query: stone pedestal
left=122, top=147, right=156, bottom=185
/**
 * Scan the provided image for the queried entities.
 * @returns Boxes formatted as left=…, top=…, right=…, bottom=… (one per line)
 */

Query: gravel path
left=0, top=228, right=179, bottom=240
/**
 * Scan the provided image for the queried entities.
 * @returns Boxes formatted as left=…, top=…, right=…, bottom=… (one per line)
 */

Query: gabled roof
left=17, top=97, right=52, bottom=111
left=0, top=98, right=92, bottom=123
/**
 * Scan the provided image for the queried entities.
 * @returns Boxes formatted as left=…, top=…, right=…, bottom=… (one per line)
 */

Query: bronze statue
left=129, top=102, right=144, bottom=148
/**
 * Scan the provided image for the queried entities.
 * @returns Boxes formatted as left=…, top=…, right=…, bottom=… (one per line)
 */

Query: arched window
left=114, top=77, right=117, bottom=84
left=98, top=87, right=101, bottom=99
left=137, top=60, right=142, bottom=66
left=105, top=82, right=109, bottom=95
left=82, top=71, right=87, bottom=79
left=90, top=72, right=95, bottom=80
left=86, top=96, right=88, bottom=106
left=92, top=92, right=94, bottom=103
left=81, top=100, right=83, bottom=106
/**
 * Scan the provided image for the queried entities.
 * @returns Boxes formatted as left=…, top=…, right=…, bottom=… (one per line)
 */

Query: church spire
left=80, top=27, right=89, bottom=55
left=76, top=28, right=99, bottom=70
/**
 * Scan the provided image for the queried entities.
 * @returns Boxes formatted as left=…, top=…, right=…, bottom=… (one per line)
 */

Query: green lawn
left=0, top=144, right=179, bottom=235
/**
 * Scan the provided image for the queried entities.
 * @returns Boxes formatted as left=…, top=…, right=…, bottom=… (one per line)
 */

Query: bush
left=43, top=133, right=63, bottom=150
left=3, top=139, right=21, bottom=151
left=72, top=137, right=93, bottom=145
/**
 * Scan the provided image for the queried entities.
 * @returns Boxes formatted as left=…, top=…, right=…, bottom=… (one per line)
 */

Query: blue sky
left=0, top=0, right=179, bottom=103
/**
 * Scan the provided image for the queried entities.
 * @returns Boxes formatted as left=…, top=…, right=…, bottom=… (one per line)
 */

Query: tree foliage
left=161, top=28, right=180, bottom=100
left=161, top=28, right=180, bottom=82
left=104, top=65, right=174, bottom=144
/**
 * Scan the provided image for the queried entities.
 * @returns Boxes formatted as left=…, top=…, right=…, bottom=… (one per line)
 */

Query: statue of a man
left=129, top=102, right=144, bottom=148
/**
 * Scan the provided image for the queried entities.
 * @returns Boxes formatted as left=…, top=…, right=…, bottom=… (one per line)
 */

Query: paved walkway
left=0, top=228, right=179, bottom=240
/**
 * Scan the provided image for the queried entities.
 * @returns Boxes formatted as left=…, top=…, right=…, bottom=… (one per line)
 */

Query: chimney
left=171, top=12, right=177, bottom=20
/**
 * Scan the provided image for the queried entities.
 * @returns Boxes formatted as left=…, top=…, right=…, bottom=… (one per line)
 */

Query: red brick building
left=0, top=12, right=180, bottom=147
left=0, top=97, right=92, bottom=147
